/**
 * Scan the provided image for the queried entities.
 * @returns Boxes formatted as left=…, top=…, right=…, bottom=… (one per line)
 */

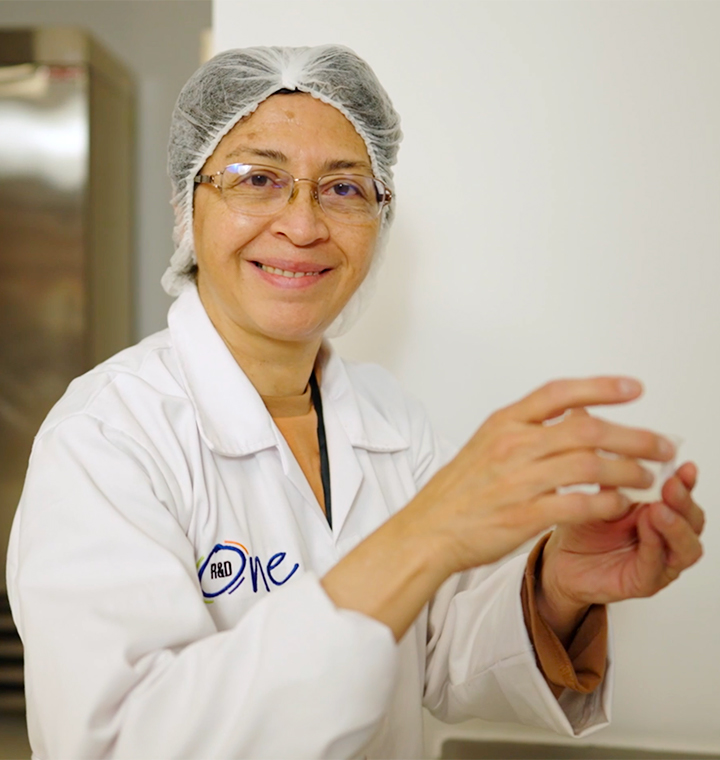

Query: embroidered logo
left=196, top=541, right=300, bottom=603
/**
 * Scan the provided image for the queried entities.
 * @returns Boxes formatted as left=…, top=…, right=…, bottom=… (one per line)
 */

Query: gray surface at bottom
left=441, top=739, right=720, bottom=760
left=0, top=714, right=30, bottom=760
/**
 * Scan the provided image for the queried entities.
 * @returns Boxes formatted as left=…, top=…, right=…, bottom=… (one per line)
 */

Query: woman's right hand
left=400, top=376, right=674, bottom=578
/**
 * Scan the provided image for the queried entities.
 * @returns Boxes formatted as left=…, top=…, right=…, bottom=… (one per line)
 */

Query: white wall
left=0, top=0, right=211, bottom=341
left=214, top=1, right=720, bottom=755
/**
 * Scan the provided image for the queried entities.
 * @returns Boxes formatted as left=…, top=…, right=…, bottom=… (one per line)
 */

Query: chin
left=255, top=311, right=335, bottom=345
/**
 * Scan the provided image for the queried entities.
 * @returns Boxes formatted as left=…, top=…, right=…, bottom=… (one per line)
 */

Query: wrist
left=321, top=509, right=450, bottom=641
left=535, top=583, right=590, bottom=648
left=533, top=538, right=591, bottom=648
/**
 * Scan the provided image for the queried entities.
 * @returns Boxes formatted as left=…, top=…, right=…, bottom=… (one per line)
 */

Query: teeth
left=260, top=264, right=321, bottom=278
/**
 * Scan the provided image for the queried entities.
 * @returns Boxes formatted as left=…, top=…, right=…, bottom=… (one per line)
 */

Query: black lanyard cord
left=308, top=372, right=332, bottom=529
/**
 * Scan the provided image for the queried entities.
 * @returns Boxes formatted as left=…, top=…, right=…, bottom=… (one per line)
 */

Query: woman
left=7, top=46, right=704, bottom=759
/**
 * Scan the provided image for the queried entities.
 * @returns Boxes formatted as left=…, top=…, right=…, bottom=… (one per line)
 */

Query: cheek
left=343, top=228, right=379, bottom=277
left=194, top=208, right=264, bottom=266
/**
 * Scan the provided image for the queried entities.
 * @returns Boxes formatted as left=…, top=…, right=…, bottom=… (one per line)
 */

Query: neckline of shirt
left=261, top=385, right=313, bottom=418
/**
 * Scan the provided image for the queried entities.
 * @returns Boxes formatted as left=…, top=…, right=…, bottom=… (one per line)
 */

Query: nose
left=269, top=179, right=330, bottom=246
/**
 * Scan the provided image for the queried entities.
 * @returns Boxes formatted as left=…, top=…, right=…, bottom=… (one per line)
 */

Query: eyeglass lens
left=219, top=164, right=386, bottom=222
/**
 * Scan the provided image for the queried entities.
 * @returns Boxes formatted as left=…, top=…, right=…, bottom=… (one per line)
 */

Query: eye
left=242, top=169, right=284, bottom=189
left=331, top=182, right=359, bottom=196
left=223, top=165, right=287, bottom=192
left=321, top=177, right=371, bottom=201
left=248, top=172, right=276, bottom=188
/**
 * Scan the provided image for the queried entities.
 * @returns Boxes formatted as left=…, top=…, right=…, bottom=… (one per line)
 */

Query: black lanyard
left=308, top=372, right=332, bottom=529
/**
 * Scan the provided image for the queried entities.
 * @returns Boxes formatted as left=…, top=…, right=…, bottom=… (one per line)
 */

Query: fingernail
left=642, top=468, right=655, bottom=486
left=618, top=378, right=642, bottom=397
left=661, top=505, right=676, bottom=524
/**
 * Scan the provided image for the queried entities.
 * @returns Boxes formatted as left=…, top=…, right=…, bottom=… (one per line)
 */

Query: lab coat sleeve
left=408, top=409, right=612, bottom=737
left=7, top=415, right=398, bottom=760
left=422, top=556, right=613, bottom=737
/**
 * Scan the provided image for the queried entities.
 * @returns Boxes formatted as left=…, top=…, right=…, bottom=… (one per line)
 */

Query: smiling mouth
left=253, top=262, right=331, bottom=278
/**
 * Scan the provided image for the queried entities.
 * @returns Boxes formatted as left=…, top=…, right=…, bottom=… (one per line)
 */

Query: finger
left=497, top=377, right=643, bottom=425
left=597, top=485, right=639, bottom=522
left=532, top=487, right=633, bottom=527
left=543, top=406, right=590, bottom=425
left=660, top=474, right=705, bottom=535
left=674, top=461, right=698, bottom=491
left=534, top=413, right=675, bottom=464
left=635, top=506, right=668, bottom=590
left=517, top=449, right=655, bottom=499
left=648, top=502, right=703, bottom=575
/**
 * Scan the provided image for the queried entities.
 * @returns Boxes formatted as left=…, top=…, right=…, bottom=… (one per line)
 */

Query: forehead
left=209, top=93, right=372, bottom=168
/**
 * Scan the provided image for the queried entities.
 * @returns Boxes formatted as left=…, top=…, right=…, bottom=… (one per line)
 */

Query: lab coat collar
left=168, top=285, right=408, bottom=457
left=317, top=346, right=409, bottom=454
left=168, top=285, right=276, bottom=456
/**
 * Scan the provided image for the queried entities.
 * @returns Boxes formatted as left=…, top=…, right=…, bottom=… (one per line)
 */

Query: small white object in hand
left=619, top=434, right=684, bottom=504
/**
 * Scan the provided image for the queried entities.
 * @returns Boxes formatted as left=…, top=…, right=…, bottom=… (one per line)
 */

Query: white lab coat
left=6, top=285, right=611, bottom=760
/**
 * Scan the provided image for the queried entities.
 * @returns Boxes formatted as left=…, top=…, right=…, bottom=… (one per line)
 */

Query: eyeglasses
left=194, top=163, right=392, bottom=224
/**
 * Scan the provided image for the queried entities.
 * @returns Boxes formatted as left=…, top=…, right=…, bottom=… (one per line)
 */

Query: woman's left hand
left=536, top=461, right=705, bottom=644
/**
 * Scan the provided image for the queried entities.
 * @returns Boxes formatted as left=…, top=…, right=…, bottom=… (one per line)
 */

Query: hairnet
left=163, top=45, right=402, bottom=336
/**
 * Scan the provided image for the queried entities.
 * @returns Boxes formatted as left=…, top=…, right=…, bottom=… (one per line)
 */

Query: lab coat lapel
left=322, top=401, right=363, bottom=538
left=273, top=429, right=332, bottom=533
left=319, top=346, right=409, bottom=538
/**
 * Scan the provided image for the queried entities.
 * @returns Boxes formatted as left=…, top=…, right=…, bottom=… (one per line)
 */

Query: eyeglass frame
left=193, top=162, right=393, bottom=223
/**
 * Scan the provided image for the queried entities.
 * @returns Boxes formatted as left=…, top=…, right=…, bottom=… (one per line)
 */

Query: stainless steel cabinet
left=0, top=28, right=134, bottom=628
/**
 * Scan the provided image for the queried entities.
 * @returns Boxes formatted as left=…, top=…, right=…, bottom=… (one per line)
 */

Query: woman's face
left=192, top=93, right=381, bottom=347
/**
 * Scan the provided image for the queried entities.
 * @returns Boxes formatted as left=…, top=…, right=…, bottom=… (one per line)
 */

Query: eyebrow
left=324, top=159, right=372, bottom=173
left=225, top=146, right=288, bottom=163
left=224, top=145, right=372, bottom=173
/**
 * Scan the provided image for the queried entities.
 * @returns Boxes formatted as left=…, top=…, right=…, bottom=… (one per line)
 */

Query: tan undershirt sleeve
left=521, top=533, right=608, bottom=699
